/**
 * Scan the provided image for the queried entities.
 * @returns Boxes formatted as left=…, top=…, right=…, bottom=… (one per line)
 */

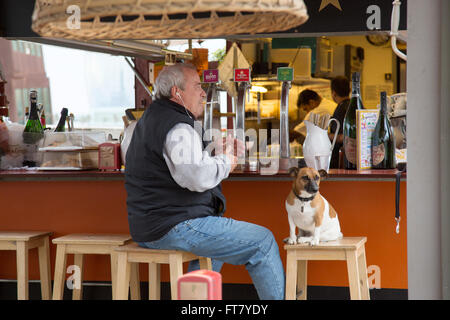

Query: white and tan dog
left=285, top=166, right=343, bottom=246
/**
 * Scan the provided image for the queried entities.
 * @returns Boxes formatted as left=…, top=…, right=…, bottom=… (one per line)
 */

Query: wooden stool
left=115, top=242, right=213, bottom=300
left=0, top=231, right=52, bottom=300
left=285, top=237, right=370, bottom=300
left=52, top=233, right=140, bottom=300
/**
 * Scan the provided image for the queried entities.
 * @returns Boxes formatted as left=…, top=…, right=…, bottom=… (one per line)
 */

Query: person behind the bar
left=290, top=89, right=337, bottom=144
left=124, top=63, right=285, bottom=300
left=328, top=76, right=351, bottom=169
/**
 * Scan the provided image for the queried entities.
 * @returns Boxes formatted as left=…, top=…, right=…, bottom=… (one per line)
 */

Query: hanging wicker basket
left=31, top=0, right=309, bottom=40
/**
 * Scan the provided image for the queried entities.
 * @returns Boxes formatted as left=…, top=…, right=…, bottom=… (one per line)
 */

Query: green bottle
left=54, top=108, right=68, bottom=132
left=343, top=72, right=365, bottom=169
left=371, top=92, right=396, bottom=169
left=23, top=90, right=44, bottom=166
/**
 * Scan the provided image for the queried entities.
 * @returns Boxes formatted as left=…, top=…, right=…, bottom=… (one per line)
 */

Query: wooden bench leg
left=130, top=263, right=141, bottom=300
left=346, top=249, right=362, bottom=300
left=169, top=253, right=183, bottom=300
left=285, top=250, right=297, bottom=300
left=16, top=241, right=29, bottom=300
left=38, top=236, right=52, bottom=300
left=199, top=257, right=212, bottom=270
left=72, top=254, right=84, bottom=300
left=149, top=263, right=161, bottom=300
left=358, top=247, right=370, bottom=300
left=115, top=251, right=130, bottom=300
left=52, top=244, right=67, bottom=300
left=297, top=260, right=308, bottom=300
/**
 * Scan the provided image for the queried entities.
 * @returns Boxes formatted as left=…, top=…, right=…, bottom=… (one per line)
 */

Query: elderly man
left=125, top=63, right=285, bottom=300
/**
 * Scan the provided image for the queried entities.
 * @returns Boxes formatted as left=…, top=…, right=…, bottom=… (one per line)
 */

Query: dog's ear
left=289, top=167, right=299, bottom=178
left=318, top=169, right=328, bottom=179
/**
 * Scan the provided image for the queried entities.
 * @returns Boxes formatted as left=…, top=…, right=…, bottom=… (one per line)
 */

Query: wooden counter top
left=0, top=168, right=406, bottom=181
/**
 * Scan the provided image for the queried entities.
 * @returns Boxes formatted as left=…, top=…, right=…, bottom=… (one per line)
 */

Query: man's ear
left=289, top=167, right=299, bottom=178
left=318, top=169, right=328, bottom=179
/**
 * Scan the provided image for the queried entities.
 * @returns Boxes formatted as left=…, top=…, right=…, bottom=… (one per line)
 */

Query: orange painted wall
left=0, top=178, right=407, bottom=289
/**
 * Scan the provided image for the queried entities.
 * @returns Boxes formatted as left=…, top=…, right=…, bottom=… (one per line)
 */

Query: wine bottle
left=23, top=91, right=43, bottom=143
left=343, top=72, right=365, bottom=169
left=23, top=90, right=44, bottom=166
left=54, top=108, right=68, bottom=132
left=371, top=92, right=396, bottom=169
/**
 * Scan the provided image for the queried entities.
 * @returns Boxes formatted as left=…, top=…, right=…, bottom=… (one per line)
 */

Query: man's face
left=301, top=99, right=319, bottom=112
left=178, top=68, right=206, bottom=118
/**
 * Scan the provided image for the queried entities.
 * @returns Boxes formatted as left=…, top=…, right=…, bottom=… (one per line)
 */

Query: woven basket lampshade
left=31, top=0, right=309, bottom=40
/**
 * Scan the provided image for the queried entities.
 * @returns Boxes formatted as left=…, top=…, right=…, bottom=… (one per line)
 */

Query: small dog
left=284, top=166, right=343, bottom=246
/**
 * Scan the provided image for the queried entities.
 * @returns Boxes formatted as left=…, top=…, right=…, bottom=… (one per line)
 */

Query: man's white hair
left=154, top=63, right=197, bottom=99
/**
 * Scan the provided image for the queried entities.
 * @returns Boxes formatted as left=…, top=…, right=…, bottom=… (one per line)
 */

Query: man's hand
left=216, top=134, right=245, bottom=172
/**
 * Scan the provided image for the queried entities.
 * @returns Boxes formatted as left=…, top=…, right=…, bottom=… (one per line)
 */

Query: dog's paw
left=298, top=236, right=313, bottom=244
left=309, top=237, right=320, bottom=246
left=285, top=237, right=297, bottom=245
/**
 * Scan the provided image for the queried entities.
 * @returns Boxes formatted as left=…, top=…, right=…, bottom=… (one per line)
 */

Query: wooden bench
left=52, top=233, right=139, bottom=300
left=284, top=237, right=370, bottom=300
left=0, top=231, right=52, bottom=300
left=114, top=242, right=213, bottom=300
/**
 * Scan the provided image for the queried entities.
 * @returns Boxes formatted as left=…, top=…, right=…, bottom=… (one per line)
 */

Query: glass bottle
left=23, top=90, right=44, bottom=166
left=54, top=108, right=68, bottom=132
left=371, top=91, right=396, bottom=169
left=343, top=72, right=365, bottom=169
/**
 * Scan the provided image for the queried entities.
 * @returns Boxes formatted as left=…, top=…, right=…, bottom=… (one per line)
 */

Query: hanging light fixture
left=31, top=0, right=309, bottom=40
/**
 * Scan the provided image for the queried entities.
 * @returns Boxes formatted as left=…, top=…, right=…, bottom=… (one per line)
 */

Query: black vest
left=125, top=98, right=226, bottom=242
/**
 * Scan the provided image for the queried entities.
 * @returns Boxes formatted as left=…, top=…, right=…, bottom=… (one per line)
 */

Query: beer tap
left=277, top=67, right=294, bottom=170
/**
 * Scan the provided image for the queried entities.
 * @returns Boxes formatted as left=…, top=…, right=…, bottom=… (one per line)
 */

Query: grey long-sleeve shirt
left=162, top=122, right=231, bottom=192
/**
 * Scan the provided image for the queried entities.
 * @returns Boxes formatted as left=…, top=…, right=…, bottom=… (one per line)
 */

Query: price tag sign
left=203, top=69, right=219, bottom=83
left=277, top=67, right=294, bottom=81
left=233, top=68, right=251, bottom=82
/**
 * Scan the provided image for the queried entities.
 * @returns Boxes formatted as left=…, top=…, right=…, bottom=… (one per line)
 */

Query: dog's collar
left=292, top=188, right=315, bottom=202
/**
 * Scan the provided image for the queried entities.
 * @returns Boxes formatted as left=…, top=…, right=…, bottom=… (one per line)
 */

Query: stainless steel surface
left=203, top=83, right=217, bottom=141
left=280, top=81, right=291, bottom=159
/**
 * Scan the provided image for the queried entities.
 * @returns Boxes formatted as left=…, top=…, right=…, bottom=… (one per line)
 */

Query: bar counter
left=0, top=168, right=407, bottom=298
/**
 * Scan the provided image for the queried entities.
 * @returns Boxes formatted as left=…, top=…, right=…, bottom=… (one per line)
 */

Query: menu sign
left=203, top=69, right=219, bottom=83
left=356, top=110, right=379, bottom=170
left=233, top=68, right=251, bottom=82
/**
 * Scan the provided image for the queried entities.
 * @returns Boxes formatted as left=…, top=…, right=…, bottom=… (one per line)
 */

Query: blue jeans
left=137, top=216, right=285, bottom=300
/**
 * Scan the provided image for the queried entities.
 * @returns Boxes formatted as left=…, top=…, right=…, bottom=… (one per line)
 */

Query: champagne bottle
left=343, top=72, right=365, bottom=169
left=54, top=108, right=68, bottom=132
left=23, top=91, right=43, bottom=143
left=371, top=92, right=396, bottom=169
left=23, top=90, right=44, bottom=166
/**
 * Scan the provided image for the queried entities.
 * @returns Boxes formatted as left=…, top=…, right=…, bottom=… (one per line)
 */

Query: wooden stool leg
left=110, top=252, right=118, bottom=299
left=149, top=263, right=161, bottom=300
left=52, top=244, right=67, bottom=300
left=72, top=254, right=84, bottom=300
left=285, top=250, right=298, bottom=300
left=199, top=257, right=212, bottom=270
left=169, top=253, right=183, bottom=300
left=115, top=251, right=130, bottom=300
left=37, top=236, right=52, bottom=300
left=130, top=263, right=141, bottom=300
left=346, top=249, right=362, bottom=300
left=297, top=260, right=308, bottom=300
left=16, top=241, right=29, bottom=300
left=357, top=247, right=370, bottom=300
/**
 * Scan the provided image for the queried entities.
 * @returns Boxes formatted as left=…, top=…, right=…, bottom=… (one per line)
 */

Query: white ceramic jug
left=302, top=119, right=340, bottom=172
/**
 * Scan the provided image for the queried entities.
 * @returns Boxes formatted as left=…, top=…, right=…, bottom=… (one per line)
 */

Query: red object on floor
left=177, top=270, right=222, bottom=300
